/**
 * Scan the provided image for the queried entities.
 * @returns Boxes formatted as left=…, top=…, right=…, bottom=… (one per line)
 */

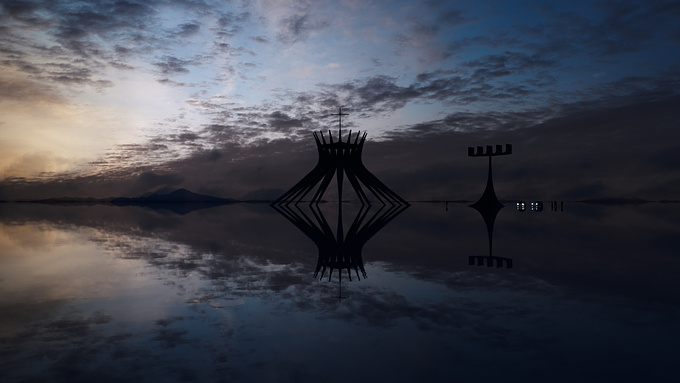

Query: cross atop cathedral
left=330, top=106, right=349, bottom=140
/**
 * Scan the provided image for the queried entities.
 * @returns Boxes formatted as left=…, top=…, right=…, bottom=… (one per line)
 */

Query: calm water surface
left=1, top=202, right=678, bottom=382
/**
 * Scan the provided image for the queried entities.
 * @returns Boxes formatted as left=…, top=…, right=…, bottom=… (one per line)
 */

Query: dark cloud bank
left=2, top=84, right=679, bottom=202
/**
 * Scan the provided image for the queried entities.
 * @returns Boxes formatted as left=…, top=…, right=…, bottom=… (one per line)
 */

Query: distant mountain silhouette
left=110, top=189, right=236, bottom=215
left=106, top=189, right=238, bottom=214
left=16, top=189, right=237, bottom=215
left=19, top=189, right=235, bottom=205
left=111, top=188, right=234, bottom=204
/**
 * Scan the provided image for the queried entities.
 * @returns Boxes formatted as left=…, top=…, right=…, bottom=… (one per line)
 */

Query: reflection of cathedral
left=272, top=203, right=407, bottom=284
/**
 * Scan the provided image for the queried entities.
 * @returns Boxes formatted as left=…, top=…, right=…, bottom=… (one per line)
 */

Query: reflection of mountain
left=111, top=188, right=232, bottom=203
left=24, top=196, right=113, bottom=204
left=111, top=188, right=236, bottom=215
left=19, top=189, right=237, bottom=215
left=273, top=202, right=408, bottom=297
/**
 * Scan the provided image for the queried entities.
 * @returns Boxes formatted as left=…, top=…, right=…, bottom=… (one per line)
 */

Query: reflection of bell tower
left=468, top=144, right=513, bottom=268
left=272, top=107, right=408, bottom=206
left=272, top=202, right=407, bottom=301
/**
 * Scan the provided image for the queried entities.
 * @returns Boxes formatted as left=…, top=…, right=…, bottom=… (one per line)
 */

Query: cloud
left=175, top=22, right=201, bottom=37
left=268, top=111, right=308, bottom=131
left=0, top=0, right=250, bottom=93
left=153, top=55, right=193, bottom=75
left=156, top=77, right=187, bottom=86
left=0, top=74, right=65, bottom=103
left=436, top=9, right=476, bottom=27
left=311, top=70, right=543, bottom=115
left=5, top=86, right=678, bottom=201
left=215, top=11, right=250, bottom=37
left=44, top=1, right=158, bottom=60
left=4, top=58, right=678, bottom=199
left=0, top=1, right=157, bottom=96
left=323, top=75, right=420, bottom=113
left=513, top=1, right=680, bottom=59
left=131, top=171, right=184, bottom=194
left=277, top=13, right=329, bottom=44
left=45, top=63, right=114, bottom=89
left=250, top=36, right=269, bottom=43
left=464, top=51, right=556, bottom=82
left=0, top=152, right=71, bottom=180
left=391, top=6, right=476, bottom=65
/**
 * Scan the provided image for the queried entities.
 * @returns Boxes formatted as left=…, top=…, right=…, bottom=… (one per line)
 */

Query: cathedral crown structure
left=272, top=107, right=408, bottom=206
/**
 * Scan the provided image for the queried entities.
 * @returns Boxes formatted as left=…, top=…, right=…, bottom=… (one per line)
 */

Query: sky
left=1, top=0, right=679, bottom=201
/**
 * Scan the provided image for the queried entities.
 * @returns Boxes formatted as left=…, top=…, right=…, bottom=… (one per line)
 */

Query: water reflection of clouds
left=0, top=222, right=70, bottom=251
left=1, top=202, right=679, bottom=381
left=3, top=202, right=680, bottom=303
left=0, top=227, right=199, bottom=342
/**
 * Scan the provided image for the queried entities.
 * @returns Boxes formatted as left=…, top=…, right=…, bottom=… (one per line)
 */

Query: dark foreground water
left=1, top=201, right=678, bottom=382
